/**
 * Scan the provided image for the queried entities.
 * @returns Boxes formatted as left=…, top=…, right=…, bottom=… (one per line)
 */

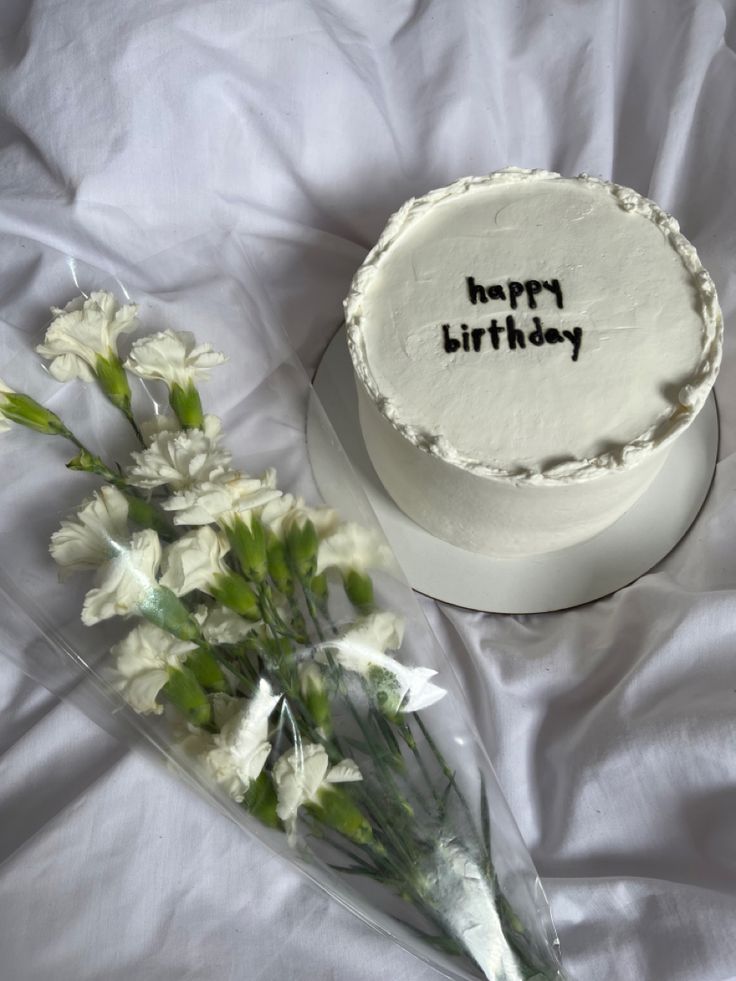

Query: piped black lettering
left=466, top=277, right=487, bottom=305
left=524, top=280, right=542, bottom=309
left=529, top=317, right=545, bottom=346
left=563, top=326, right=583, bottom=361
left=506, top=315, right=526, bottom=350
left=542, top=279, right=564, bottom=308
left=508, top=281, right=524, bottom=309
left=487, top=319, right=505, bottom=350
left=442, top=324, right=460, bottom=353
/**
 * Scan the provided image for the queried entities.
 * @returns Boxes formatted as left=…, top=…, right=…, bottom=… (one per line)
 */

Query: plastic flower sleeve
left=0, top=233, right=565, bottom=981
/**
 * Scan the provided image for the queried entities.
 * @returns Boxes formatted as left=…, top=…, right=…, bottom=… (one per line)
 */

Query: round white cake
left=344, top=168, right=723, bottom=556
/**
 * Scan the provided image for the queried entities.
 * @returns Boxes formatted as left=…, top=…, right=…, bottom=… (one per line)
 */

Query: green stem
left=266, top=561, right=554, bottom=977
left=259, top=586, right=303, bottom=643
left=64, top=436, right=176, bottom=541
left=303, top=815, right=391, bottom=878
left=123, top=407, right=146, bottom=448
left=413, top=712, right=478, bottom=837
left=299, top=578, right=420, bottom=815
left=297, top=584, right=418, bottom=870
left=408, top=713, right=556, bottom=977
left=397, top=722, right=441, bottom=808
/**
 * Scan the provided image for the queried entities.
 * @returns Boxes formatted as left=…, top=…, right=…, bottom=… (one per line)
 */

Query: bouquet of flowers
left=0, top=255, right=565, bottom=981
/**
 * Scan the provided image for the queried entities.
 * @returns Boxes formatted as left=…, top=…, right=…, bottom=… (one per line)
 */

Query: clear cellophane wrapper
left=0, top=234, right=565, bottom=981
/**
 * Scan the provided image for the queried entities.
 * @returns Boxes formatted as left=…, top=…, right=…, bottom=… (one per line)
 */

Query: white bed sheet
left=1, top=1, right=735, bottom=979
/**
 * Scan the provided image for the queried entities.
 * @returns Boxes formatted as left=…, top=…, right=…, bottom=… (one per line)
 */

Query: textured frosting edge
left=344, top=167, right=723, bottom=486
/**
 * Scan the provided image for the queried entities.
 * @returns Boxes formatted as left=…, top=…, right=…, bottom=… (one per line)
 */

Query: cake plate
left=307, top=327, right=720, bottom=614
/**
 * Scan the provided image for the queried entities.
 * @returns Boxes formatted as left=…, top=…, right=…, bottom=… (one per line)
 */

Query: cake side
left=344, top=168, right=722, bottom=486
left=356, top=384, right=670, bottom=556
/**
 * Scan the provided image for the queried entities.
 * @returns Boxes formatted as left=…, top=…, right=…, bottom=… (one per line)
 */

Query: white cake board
left=307, top=327, right=720, bottom=614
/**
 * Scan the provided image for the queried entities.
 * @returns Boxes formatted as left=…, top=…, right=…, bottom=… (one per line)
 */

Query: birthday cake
left=344, top=168, right=722, bottom=556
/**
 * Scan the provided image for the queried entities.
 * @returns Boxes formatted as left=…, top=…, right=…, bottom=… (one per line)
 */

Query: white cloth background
left=1, top=1, right=735, bottom=979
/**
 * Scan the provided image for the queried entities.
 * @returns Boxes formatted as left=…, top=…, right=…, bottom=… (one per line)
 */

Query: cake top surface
left=345, top=168, right=722, bottom=483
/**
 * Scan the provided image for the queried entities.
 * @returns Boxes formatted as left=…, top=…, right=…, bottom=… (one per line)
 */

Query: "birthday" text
left=441, top=316, right=582, bottom=362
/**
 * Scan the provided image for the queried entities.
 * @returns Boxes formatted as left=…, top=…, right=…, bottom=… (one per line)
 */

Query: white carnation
left=178, top=681, right=280, bottom=802
left=194, top=605, right=261, bottom=644
left=318, top=612, right=446, bottom=715
left=260, top=493, right=340, bottom=540
left=50, top=485, right=129, bottom=572
left=140, top=414, right=180, bottom=445
left=81, top=529, right=162, bottom=625
left=36, top=291, right=138, bottom=382
left=316, top=523, right=394, bottom=576
left=272, top=742, right=361, bottom=835
left=159, top=526, right=231, bottom=597
left=163, top=468, right=282, bottom=527
left=336, top=611, right=405, bottom=653
left=110, top=621, right=198, bottom=715
left=128, top=415, right=231, bottom=491
left=125, top=329, right=226, bottom=388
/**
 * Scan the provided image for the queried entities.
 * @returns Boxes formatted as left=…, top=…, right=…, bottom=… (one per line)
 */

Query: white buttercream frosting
left=345, top=168, right=722, bottom=486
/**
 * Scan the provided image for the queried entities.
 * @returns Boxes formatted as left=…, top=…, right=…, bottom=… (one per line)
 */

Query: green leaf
left=371, top=709, right=404, bottom=764
left=262, top=634, right=292, bottom=662
left=343, top=736, right=371, bottom=755
left=327, top=863, right=384, bottom=880
left=479, top=767, right=492, bottom=868
left=439, top=771, right=455, bottom=819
